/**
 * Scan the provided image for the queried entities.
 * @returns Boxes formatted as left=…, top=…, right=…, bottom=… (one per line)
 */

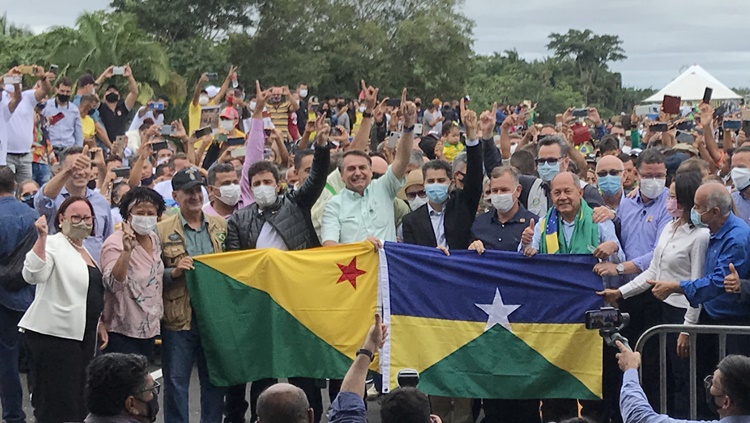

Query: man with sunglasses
left=84, top=353, right=161, bottom=423
left=616, top=340, right=750, bottom=422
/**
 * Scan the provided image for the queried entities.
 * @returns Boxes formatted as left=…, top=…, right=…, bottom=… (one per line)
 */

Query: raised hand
left=34, top=215, right=48, bottom=237
left=464, top=109, right=478, bottom=141
left=122, top=222, right=137, bottom=252
left=361, top=80, right=378, bottom=112
left=521, top=218, right=535, bottom=246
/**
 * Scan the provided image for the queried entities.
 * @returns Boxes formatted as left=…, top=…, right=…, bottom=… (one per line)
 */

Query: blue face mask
left=597, top=175, right=622, bottom=196
left=425, top=183, right=450, bottom=204
left=690, top=207, right=708, bottom=228
left=537, top=162, right=560, bottom=182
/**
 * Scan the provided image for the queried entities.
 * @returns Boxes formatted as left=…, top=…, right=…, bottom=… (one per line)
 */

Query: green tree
left=45, top=12, right=186, bottom=104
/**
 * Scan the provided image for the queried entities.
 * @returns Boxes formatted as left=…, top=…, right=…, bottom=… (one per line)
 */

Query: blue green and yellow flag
left=380, top=242, right=604, bottom=400
left=186, top=242, right=378, bottom=386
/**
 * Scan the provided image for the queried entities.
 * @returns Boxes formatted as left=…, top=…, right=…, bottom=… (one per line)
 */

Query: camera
left=397, top=369, right=419, bottom=388
left=585, top=307, right=631, bottom=350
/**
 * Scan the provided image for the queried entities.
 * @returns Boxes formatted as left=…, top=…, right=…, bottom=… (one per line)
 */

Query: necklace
left=63, top=234, right=84, bottom=250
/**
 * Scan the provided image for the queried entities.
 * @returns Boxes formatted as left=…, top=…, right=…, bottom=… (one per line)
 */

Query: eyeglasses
left=405, top=190, right=427, bottom=200
left=535, top=157, right=564, bottom=166
left=141, top=381, right=161, bottom=396
left=69, top=215, right=94, bottom=224
left=704, top=375, right=714, bottom=391
left=596, top=170, right=623, bottom=177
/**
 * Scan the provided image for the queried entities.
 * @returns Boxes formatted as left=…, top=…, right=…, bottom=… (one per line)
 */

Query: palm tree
left=46, top=11, right=186, bottom=104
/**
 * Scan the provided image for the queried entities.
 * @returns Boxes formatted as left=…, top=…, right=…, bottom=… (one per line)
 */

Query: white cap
left=205, top=85, right=219, bottom=98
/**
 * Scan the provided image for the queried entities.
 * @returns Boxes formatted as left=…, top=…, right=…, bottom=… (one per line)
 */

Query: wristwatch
left=356, top=348, right=374, bottom=362
left=362, top=111, right=373, bottom=119
left=403, top=125, right=415, bottom=134
left=616, top=263, right=625, bottom=275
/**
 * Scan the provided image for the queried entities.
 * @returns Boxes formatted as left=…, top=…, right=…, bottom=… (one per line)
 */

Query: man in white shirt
left=127, top=96, right=167, bottom=132
left=1, top=67, right=52, bottom=181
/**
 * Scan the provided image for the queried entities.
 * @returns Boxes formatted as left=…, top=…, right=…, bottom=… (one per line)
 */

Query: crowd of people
left=1, top=63, right=750, bottom=423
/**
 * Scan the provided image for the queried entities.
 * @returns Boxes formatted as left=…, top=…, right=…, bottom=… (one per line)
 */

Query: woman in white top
left=20, top=196, right=106, bottom=423
left=598, top=171, right=708, bottom=417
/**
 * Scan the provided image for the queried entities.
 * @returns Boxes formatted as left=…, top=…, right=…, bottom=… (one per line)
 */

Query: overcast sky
left=5, top=0, right=750, bottom=89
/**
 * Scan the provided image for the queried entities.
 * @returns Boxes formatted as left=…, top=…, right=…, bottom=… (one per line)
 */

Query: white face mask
left=622, top=145, right=632, bottom=155
left=218, top=184, right=241, bottom=206
left=639, top=178, right=666, bottom=200
left=220, top=120, right=235, bottom=131
left=358, top=106, right=366, bottom=113
left=198, top=95, right=209, bottom=106
left=490, top=193, right=516, bottom=213
left=408, top=196, right=428, bottom=211
left=253, top=184, right=277, bottom=208
left=130, top=215, right=157, bottom=235
left=732, top=167, right=750, bottom=191
left=299, top=89, right=308, bottom=99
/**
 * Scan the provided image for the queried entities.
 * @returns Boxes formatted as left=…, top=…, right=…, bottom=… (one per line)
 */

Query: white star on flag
left=475, top=288, right=521, bottom=332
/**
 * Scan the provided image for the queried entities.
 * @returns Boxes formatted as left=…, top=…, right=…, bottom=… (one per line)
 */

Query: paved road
left=17, top=368, right=382, bottom=423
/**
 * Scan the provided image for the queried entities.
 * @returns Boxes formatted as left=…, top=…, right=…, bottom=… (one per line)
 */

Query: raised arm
left=284, top=85, right=299, bottom=113
left=347, top=80, right=379, bottom=153
left=239, top=81, right=271, bottom=208
left=391, top=89, right=415, bottom=180
left=295, top=115, right=332, bottom=209
left=123, top=64, right=139, bottom=111
left=213, top=66, right=236, bottom=104
left=191, top=73, right=209, bottom=106
left=699, top=103, right=722, bottom=164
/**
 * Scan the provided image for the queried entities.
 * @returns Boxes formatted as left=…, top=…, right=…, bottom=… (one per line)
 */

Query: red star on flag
left=336, top=257, right=366, bottom=289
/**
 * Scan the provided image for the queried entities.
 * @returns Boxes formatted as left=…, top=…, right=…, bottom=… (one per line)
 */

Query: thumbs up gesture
left=725, top=263, right=742, bottom=294
left=521, top=218, right=535, bottom=247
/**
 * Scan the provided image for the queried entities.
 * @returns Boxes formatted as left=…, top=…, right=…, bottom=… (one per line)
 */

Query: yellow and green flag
left=186, top=242, right=378, bottom=386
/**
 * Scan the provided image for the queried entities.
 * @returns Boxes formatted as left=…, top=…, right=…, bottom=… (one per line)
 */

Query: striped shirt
left=268, top=101, right=292, bottom=139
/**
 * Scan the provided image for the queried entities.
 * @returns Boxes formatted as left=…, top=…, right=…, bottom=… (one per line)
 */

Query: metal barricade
left=634, top=324, right=750, bottom=419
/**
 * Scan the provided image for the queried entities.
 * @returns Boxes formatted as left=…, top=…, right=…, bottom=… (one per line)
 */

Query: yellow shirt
left=443, top=142, right=465, bottom=162
left=82, top=115, right=96, bottom=140
left=189, top=100, right=217, bottom=135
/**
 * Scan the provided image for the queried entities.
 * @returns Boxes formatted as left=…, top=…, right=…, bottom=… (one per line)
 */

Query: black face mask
left=105, top=92, right=119, bottom=103
left=57, top=94, right=70, bottom=103
left=135, top=396, right=159, bottom=423
left=35, top=102, right=46, bottom=111
left=141, top=176, right=154, bottom=186
left=87, top=179, right=97, bottom=190
left=21, top=194, right=35, bottom=208
left=706, top=389, right=721, bottom=415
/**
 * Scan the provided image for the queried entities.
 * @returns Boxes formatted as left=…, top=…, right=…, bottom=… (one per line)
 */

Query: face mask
left=21, top=194, right=35, bottom=208
left=156, top=157, right=170, bottom=166
left=425, top=183, right=450, bottom=204
left=690, top=207, right=708, bottom=228
left=617, top=136, right=626, bottom=148
left=105, top=92, right=119, bottom=103
left=597, top=175, right=622, bottom=196
left=88, top=108, right=97, bottom=116
left=249, top=101, right=257, bottom=111
left=299, top=89, right=308, bottom=98
left=705, top=387, right=721, bottom=415
left=253, top=184, right=278, bottom=208
left=537, top=162, right=560, bottom=182
left=87, top=179, right=97, bottom=190
left=337, top=102, right=346, bottom=109
left=57, top=94, right=70, bottom=103
left=666, top=198, right=682, bottom=219
left=141, top=176, right=154, bottom=186
left=731, top=167, right=750, bottom=191
left=358, top=106, right=366, bottom=113
left=640, top=178, right=666, bottom=199
left=198, top=95, right=209, bottom=106
left=218, top=184, right=241, bottom=206
left=35, top=102, right=46, bottom=111
left=491, top=193, right=515, bottom=213
left=220, top=120, right=235, bottom=131
left=622, top=145, right=632, bottom=155
left=408, top=196, right=428, bottom=210
left=130, top=215, right=157, bottom=235
left=61, top=220, right=92, bottom=241
left=271, top=96, right=282, bottom=103
left=136, top=396, right=159, bottom=423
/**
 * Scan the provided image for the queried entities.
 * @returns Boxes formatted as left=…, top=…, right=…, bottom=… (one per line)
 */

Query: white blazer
left=19, top=233, right=98, bottom=341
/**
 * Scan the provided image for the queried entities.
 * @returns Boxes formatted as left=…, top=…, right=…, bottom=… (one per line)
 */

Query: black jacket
left=402, top=141, right=483, bottom=250
left=226, top=145, right=330, bottom=251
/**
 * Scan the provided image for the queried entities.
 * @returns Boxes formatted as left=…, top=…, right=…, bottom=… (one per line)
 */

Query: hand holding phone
left=112, top=66, right=126, bottom=76
left=703, top=87, right=713, bottom=104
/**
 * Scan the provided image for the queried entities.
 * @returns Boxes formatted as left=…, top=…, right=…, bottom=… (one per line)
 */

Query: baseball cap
left=205, top=85, right=220, bottom=98
left=171, top=168, right=205, bottom=192
left=220, top=106, right=239, bottom=120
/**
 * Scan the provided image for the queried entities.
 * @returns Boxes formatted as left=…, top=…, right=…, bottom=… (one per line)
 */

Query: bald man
left=594, top=155, right=625, bottom=212
left=257, top=383, right=313, bottom=423
left=648, top=182, right=750, bottom=417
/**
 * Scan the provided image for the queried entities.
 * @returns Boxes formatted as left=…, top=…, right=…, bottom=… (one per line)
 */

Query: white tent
left=643, top=64, right=741, bottom=103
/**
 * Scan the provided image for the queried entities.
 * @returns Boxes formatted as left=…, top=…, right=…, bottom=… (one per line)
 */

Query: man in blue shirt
left=649, top=182, right=750, bottom=418
left=0, top=166, right=39, bottom=423
left=616, top=340, right=750, bottom=423
left=34, top=145, right=113, bottom=264
left=42, top=77, right=83, bottom=153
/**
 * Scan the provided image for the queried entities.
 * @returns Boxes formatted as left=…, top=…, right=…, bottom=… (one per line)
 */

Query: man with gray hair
left=649, top=181, right=750, bottom=418
left=256, top=383, right=313, bottom=423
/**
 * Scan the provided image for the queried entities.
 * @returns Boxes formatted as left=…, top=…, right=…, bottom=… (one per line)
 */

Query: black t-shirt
left=98, top=100, right=131, bottom=141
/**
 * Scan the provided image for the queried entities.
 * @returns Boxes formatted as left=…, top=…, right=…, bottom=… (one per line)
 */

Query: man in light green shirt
left=322, top=99, right=417, bottom=246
